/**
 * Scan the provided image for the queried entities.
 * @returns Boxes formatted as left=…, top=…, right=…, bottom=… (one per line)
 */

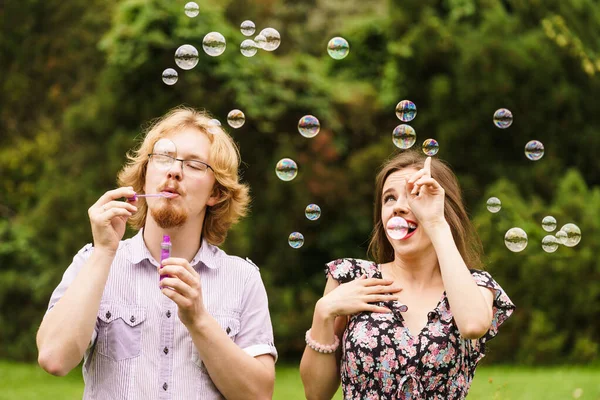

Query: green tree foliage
left=1, top=0, right=598, bottom=364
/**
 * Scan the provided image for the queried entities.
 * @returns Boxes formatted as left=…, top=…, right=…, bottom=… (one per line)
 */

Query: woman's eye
left=384, top=195, right=395, bottom=203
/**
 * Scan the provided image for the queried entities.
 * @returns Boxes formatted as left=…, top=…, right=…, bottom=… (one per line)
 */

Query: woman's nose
left=393, top=197, right=410, bottom=216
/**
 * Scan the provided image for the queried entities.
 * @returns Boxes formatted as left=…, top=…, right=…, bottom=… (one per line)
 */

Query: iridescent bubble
left=395, top=100, right=417, bottom=122
left=422, top=139, right=439, bottom=156
left=525, top=140, right=544, bottom=161
left=504, top=227, right=528, bottom=252
left=305, top=204, right=321, bottom=221
left=386, top=216, right=409, bottom=240
left=560, top=223, right=581, bottom=247
left=392, top=124, right=416, bottom=149
left=541, top=216, right=557, bottom=232
left=254, top=34, right=266, bottom=49
left=542, top=235, right=559, bottom=253
left=184, top=2, right=199, bottom=17
left=555, top=230, right=568, bottom=245
left=174, top=44, right=199, bottom=70
left=152, top=139, right=177, bottom=170
left=162, top=68, right=178, bottom=85
left=259, top=28, right=281, bottom=51
left=276, top=158, right=298, bottom=181
left=207, top=119, right=221, bottom=134
left=227, top=109, right=245, bottom=129
left=327, top=37, right=350, bottom=60
left=288, top=232, right=304, bottom=249
left=298, top=115, right=320, bottom=138
left=493, top=108, right=513, bottom=129
left=486, top=197, right=501, bottom=213
left=240, top=39, right=258, bottom=57
left=240, top=20, right=255, bottom=36
left=202, top=32, right=226, bottom=57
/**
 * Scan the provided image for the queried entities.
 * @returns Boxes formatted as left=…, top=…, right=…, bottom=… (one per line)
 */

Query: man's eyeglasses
left=148, top=153, right=214, bottom=177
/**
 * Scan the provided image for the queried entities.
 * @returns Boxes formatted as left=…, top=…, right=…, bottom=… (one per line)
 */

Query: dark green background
left=1, top=0, right=599, bottom=365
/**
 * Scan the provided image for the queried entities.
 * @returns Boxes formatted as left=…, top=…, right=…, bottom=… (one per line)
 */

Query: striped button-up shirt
left=46, top=229, right=278, bottom=400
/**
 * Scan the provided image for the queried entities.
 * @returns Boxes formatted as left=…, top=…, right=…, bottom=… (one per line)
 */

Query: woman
left=300, top=150, right=514, bottom=399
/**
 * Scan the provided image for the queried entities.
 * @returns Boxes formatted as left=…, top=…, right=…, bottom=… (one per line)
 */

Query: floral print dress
left=326, top=258, right=515, bottom=400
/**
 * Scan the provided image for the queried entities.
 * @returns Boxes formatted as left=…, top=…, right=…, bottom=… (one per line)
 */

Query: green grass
left=1, top=361, right=599, bottom=399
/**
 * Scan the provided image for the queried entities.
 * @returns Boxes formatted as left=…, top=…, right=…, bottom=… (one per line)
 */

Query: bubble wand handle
left=127, top=193, right=174, bottom=201
left=160, top=235, right=171, bottom=283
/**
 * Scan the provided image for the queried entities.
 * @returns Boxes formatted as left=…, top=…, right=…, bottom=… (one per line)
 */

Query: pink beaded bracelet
left=305, top=329, right=340, bottom=354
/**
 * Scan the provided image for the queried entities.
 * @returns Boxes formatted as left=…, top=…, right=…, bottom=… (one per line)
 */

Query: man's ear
left=206, top=185, right=222, bottom=207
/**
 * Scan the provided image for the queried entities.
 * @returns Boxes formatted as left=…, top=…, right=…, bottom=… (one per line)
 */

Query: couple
left=37, top=107, right=514, bottom=400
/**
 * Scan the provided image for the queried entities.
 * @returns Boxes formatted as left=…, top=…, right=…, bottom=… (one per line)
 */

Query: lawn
left=1, top=360, right=599, bottom=399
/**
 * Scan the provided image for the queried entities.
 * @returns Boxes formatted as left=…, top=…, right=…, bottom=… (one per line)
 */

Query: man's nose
left=167, top=159, right=184, bottom=180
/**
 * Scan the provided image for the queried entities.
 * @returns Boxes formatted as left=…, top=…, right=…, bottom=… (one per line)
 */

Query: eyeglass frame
left=147, top=153, right=214, bottom=176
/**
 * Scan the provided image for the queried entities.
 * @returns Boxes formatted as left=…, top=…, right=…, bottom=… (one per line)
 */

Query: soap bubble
left=240, top=39, right=258, bottom=57
left=298, top=115, right=320, bottom=138
left=207, top=119, right=221, bottom=134
left=560, top=223, right=581, bottom=247
left=276, top=158, right=298, bottom=181
left=184, top=2, right=199, bottom=17
left=162, top=68, right=178, bottom=85
left=542, top=235, right=559, bottom=253
left=259, top=28, right=281, bottom=51
left=288, top=232, right=304, bottom=249
left=227, top=109, right=245, bottom=128
left=525, top=140, right=544, bottom=161
left=254, top=34, right=266, bottom=49
left=202, top=32, right=226, bottom=57
left=151, top=139, right=177, bottom=170
left=386, top=216, right=409, bottom=240
left=555, top=230, right=568, bottom=245
left=175, top=44, right=199, bottom=70
left=486, top=197, right=501, bottom=213
left=240, top=20, right=255, bottom=36
left=422, top=139, right=439, bottom=156
left=327, top=37, right=350, bottom=60
left=504, top=227, right=528, bottom=252
left=392, top=124, right=416, bottom=149
left=395, top=100, right=417, bottom=122
left=541, top=216, right=557, bottom=232
left=493, top=108, right=513, bottom=128
left=305, top=204, right=321, bottom=221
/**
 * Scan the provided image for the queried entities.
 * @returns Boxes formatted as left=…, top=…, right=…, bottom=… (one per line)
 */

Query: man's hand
left=158, top=258, right=208, bottom=327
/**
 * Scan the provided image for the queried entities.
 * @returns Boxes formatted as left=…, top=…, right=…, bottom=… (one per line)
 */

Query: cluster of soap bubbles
left=493, top=108, right=545, bottom=161
left=488, top=197, right=582, bottom=253
left=391, top=100, right=440, bottom=156
left=162, top=4, right=284, bottom=86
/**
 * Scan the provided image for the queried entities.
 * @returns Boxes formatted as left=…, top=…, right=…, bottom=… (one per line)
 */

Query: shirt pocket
left=191, top=312, right=241, bottom=368
left=97, top=303, right=146, bottom=361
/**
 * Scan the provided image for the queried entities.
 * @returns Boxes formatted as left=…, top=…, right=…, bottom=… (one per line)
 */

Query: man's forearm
left=36, top=249, right=114, bottom=375
left=190, top=315, right=274, bottom=400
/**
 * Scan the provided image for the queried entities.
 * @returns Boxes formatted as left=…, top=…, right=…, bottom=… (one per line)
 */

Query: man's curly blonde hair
left=117, top=106, right=249, bottom=246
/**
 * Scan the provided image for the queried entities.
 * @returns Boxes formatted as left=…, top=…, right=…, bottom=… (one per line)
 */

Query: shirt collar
left=129, top=229, right=221, bottom=270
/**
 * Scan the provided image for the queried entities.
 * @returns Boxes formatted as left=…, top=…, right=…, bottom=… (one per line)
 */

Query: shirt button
left=166, top=310, right=171, bottom=318
left=130, top=316, right=136, bottom=323
left=163, top=347, right=169, bottom=355
left=163, top=382, right=168, bottom=391
left=428, top=311, right=438, bottom=320
left=105, top=311, right=111, bottom=319
left=226, top=327, right=231, bottom=334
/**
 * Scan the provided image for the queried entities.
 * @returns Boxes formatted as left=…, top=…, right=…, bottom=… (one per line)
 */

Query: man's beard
left=150, top=202, right=187, bottom=229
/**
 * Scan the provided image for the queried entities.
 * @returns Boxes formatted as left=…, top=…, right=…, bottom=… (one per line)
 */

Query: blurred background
left=1, top=0, right=599, bottom=398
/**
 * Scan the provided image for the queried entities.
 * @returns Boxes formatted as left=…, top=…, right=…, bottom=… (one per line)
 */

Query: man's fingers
left=93, top=187, right=136, bottom=209
left=159, top=264, right=197, bottom=288
left=361, top=278, right=394, bottom=287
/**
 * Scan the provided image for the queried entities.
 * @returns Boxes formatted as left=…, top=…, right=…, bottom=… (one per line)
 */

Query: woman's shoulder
left=324, top=258, right=378, bottom=283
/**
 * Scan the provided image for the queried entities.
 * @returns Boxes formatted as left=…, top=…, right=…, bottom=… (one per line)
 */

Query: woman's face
left=381, top=168, right=434, bottom=257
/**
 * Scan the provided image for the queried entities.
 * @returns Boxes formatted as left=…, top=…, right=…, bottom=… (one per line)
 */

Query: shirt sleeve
left=235, top=268, right=278, bottom=362
left=45, top=243, right=98, bottom=349
left=468, top=269, right=515, bottom=363
left=324, top=258, right=366, bottom=283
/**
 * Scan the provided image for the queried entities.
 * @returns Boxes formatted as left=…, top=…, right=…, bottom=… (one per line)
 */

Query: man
left=36, top=107, right=277, bottom=399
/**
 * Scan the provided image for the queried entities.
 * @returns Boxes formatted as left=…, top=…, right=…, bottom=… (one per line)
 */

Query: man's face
left=144, top=128, right=217, bottom=229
